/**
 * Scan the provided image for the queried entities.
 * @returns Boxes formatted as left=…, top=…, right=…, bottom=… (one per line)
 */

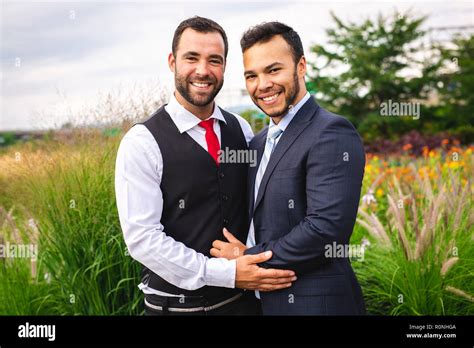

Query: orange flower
left=401, top=167, right=411, bottom=175
left=422, top=146, right=429, bottom=157
left=418, top=167, right=429, bottom=178
left=442, top=139, right=449, bottom=145
left=450, top=146, right=462, bottom=154
left=403, top=143, right=413, bottom=151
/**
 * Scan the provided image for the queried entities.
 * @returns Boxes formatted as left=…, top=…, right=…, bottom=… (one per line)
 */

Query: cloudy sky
left=1, top=0, right=473, bottom=130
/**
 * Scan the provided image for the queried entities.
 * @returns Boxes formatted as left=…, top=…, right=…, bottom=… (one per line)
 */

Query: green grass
left=352, top=235, right=474, bottom=315
left=0, top=132, right=142, bottom=315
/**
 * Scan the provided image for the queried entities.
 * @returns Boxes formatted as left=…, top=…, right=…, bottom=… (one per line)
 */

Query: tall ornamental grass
left=353, top=147, right=474, bottom=315
left=0, top=131, right=142, bottom=315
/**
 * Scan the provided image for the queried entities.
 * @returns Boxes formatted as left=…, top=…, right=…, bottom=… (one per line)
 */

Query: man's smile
left=257, top=91, right=282, bottom=105
left=190, top=81, right=213, bottom=90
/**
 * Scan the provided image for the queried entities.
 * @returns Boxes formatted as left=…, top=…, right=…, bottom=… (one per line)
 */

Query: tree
left=306, top=11, right=445, bottom=141
left=433, top=34, right=474, bottom=142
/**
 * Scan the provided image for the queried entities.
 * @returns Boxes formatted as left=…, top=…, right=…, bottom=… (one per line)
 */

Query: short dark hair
left=240, top=22, right=304, bottom=65
left=172, top=16, right=228, bottom=58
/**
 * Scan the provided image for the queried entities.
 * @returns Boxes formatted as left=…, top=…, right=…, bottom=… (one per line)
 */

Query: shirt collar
left=165, top=93, right=227, bottom=134
left=269, top=92, right=311, bottom=132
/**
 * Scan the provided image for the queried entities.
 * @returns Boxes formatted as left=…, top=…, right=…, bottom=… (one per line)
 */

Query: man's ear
left=297, top=55, right=307, bottom=78
left=168, top=53, right=176, bottom=72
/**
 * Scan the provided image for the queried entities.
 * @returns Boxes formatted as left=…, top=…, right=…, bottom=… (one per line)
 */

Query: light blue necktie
left=254, top=125, right=283, bottom=202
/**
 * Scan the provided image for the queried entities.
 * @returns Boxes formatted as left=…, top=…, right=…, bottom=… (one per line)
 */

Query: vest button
left=222, top=194, right=229, bottom=201
left=223, top=219, right=229, bottom=224
left=219, top=172, right=225, bottom=179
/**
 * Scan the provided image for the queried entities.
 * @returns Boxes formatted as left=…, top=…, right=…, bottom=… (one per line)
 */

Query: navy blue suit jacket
left=245, top=97, right=366, bottom=315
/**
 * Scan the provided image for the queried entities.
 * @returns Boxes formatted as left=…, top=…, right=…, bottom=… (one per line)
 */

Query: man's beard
left=254, top=69, right=300, bottom=118
left=175, top=68, right=223, bottom=107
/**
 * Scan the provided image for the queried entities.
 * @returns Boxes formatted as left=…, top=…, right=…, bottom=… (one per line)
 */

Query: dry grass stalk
left=445, top=286, right=474, bottom=302
left=440, top=257, right=459, bottom=277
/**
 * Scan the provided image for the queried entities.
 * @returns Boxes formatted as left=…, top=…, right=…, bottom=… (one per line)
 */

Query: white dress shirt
left=115, top=94, right=254, bottom=296
left=246, top=92, right=311, bottom=299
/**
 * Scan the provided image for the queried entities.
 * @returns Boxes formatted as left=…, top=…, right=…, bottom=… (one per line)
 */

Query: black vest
left=141, top=106, right=249, bottom=298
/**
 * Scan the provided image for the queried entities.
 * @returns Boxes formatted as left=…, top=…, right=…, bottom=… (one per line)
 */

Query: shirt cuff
left=204, top=257, right=236, bottom=288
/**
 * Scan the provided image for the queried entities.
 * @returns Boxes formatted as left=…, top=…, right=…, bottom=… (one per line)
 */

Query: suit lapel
left=253, top=98, right=319, bottom=212
left=248, top=129, right=267, bottom=220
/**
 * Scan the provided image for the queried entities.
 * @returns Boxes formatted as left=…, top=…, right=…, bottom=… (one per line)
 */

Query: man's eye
left=269, top=68, right=280, bottom=73
left=245, top=75, right=256, bottom=80
left=186, top=57, right=197, bottom=61
left=210, top=60, right=221, bottom=65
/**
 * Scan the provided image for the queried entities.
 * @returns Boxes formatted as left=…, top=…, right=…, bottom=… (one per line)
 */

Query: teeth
left=191, top=82, right=210, bottom=88
left=262, top=94, right=279, bottom=101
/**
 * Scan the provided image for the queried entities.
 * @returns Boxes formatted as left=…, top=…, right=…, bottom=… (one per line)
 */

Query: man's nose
left=195, top=60, right=210, bottom=77
left=258, top=75, right=273, bottom=91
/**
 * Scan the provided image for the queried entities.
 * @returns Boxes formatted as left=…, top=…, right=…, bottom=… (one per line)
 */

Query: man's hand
left=235, top=251, right=297, bottom=292
left=210, top=228, right=247, bottom=260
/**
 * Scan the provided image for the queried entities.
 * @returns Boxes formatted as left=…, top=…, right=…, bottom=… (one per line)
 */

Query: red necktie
left=198, top=119, right=220, bottom=165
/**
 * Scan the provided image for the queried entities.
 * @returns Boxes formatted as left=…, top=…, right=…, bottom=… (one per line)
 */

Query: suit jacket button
left=223, top=219, right=229, bottom=224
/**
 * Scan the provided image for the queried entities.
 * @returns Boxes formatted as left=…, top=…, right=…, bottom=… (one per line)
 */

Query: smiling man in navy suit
left=211, top=22, right=366, bottom=315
